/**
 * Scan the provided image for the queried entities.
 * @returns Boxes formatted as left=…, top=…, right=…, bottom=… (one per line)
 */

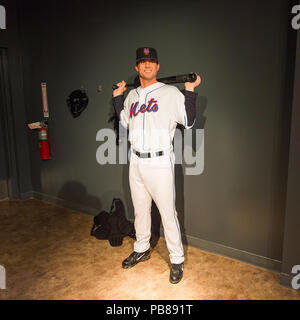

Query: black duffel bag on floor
left=91, top=198, right=136, bottom=246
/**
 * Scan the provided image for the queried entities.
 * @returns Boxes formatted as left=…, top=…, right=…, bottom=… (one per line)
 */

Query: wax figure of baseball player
left=112, top=47, right=201, bottom=284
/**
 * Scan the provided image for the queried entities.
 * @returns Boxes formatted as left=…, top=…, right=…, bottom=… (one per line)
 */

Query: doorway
left=0, top=48, right=20, bottom=199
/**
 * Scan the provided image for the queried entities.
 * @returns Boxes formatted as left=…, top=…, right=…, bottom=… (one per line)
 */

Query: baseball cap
left=136, top=47, right=158, bottom=63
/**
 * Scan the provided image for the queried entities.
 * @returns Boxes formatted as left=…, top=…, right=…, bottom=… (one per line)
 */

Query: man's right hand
left=113, top=80, right=127, bottom=97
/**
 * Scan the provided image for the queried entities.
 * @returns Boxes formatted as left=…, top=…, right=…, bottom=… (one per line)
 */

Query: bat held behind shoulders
left=112, top=72, right=197, bottom=90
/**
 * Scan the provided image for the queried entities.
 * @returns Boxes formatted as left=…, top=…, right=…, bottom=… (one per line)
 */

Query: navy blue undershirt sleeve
left=112, top=95, right=124, bottom=120
left=183, top=90, right=198, bottom=127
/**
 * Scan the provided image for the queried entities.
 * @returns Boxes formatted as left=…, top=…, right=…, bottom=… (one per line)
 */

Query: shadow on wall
left=57, top=181, right=102, bottom=214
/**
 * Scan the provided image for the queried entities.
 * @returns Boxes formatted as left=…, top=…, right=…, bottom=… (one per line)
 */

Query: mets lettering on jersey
left=130, top=98, right=158, bottom=118
left=121, top=82, right=193, bottom=153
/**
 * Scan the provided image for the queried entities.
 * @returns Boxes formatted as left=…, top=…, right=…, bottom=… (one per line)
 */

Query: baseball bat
left=112, top=72, right=197, bottom=90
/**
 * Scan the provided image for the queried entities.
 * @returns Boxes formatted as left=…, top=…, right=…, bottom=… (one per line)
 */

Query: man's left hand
left=184, top=73, right=201, bottom=92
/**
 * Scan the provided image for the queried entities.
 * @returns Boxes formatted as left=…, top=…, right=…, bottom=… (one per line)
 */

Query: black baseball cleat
left=169, top=263, right=184, bottom=284
left=122, top=250, right=150, bottom=269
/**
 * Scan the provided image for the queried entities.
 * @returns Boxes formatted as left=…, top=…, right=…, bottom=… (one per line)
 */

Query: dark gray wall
left=0, top=0, right=32, bottom=198
left=0, top=49, right=9, bottom=200
left=18, top=0, right=295, bottom=269
left=0, top=112, right=8, bottom=199
left=280, top=29, right=300, bottom=289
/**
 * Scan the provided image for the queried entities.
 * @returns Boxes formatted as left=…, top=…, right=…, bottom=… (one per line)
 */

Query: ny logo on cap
left=144, top=48, right=150, bottom=55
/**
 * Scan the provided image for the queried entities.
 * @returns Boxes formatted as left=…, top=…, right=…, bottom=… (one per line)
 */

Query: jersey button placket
left=139, top=92, right=146, bottom=151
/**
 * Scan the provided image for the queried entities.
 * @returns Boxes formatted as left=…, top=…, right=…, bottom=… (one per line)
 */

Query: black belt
left=133, top=149, right=164, bottom=158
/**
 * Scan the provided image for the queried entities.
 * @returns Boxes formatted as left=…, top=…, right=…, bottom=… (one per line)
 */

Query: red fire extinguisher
left=38, top=126, right=51, bottom=160
left=27, top=82, right=52, bottom=160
